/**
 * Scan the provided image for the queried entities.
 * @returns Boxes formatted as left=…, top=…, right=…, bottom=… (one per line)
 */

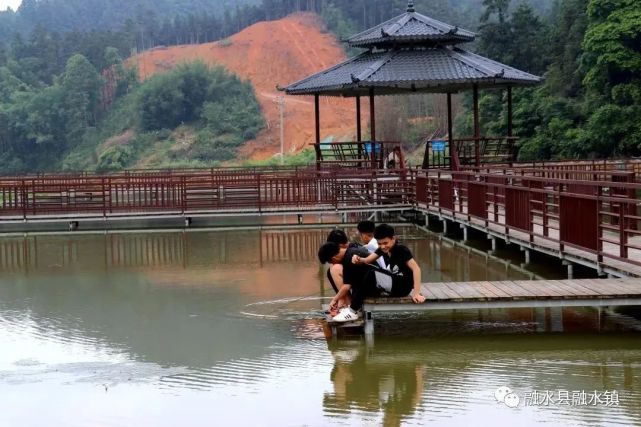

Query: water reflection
left=324, top=326, right=641, bottom=426
left=0, top=229, right=329, bottom=273
left=0, top=227, right=536, bottom=281
left=325, top=339, right=426, bottom=426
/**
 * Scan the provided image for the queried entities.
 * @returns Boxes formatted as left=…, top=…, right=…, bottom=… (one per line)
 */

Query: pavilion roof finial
left=407, top=1, right=415, bottom=13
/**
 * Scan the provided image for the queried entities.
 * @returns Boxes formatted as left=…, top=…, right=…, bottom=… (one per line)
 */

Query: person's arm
left=407, top=258, right=425, bottom=303
left=352, top=252, right=379, bottom=265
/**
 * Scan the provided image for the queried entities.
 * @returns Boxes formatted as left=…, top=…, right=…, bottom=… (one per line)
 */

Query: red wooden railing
left=416, top=168, right=641, bottom=270
left=0, top=168, right=414, bottom=218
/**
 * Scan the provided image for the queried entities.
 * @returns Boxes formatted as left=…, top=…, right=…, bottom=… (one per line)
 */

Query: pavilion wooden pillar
left=507, top=86, right=513, bottom=137
left=356, top=95, right=362, bottom=142
left=507, top=86, right=514, bottom=163
left=314, top=93, right=321, bottom=170
left=356, top=95, right=363, bottom=163
left=473, top=84, right=480, bottom=167
left=369, top=88, right=376, bottom=168
left=447, top=93, right=459, bottom=171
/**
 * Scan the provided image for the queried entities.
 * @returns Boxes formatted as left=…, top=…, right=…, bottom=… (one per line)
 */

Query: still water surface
left=0, top=227, right=640, bottom=426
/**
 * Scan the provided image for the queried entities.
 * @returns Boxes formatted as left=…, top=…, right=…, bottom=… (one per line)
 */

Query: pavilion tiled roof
left=347, top=8, right=475, bottom=48
left=285, top=47, right=542, bottom=96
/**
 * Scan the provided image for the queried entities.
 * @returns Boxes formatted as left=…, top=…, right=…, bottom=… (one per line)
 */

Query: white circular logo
left=495, top=386, right=520, bottom=408
left=504, top=392, right=520, bottom=408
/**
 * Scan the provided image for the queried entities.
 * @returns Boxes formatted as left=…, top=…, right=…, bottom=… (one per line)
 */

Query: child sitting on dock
left=324, top=229, right=360, bottom=315
left=329, top=224, right=425, bottom=322
left=357, top=220, right=387, bottom=270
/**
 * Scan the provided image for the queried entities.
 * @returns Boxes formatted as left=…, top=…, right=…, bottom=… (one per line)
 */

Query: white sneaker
left=332, top=307, right=362, bottom=323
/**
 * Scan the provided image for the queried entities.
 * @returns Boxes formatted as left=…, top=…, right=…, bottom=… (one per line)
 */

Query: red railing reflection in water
left=416, top=167, right=641, bottom=270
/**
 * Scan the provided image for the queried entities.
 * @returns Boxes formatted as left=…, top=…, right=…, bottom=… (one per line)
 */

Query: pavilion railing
left=423, top=136, right=518, bottom=169
left=416, top=168, right=641, bottom=271
left=312, top=141, right=404, bottom=169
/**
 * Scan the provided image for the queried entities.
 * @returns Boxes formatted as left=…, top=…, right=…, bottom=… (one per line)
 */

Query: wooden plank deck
left=363, top=278, right=641, bottom=312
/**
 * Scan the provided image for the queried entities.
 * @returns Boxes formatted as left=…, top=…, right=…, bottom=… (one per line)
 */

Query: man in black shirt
left=329, top=224, right=425, bottom=322
left=318, top=241, right=371, bottom=320
left=323, top=229, right=361, bottom=315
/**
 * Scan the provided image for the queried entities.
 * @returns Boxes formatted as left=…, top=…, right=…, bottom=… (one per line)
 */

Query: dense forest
left=468, top=0, right=641, bottom=160
left=0, top=0, right=639, bottom=173
left=0, top=0, right=551, bottom=53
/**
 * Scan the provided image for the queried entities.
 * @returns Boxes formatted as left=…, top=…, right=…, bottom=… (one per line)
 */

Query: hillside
left=131, top=13, right=357, bottom=160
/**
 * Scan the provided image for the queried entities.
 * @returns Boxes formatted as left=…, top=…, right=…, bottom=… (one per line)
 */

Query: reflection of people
left=357, top=220, right=387, bottom=270
left=324, top=340, right=425, bottom=427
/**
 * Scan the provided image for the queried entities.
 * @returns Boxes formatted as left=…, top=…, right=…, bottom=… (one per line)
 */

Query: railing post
left=21, top=179, right=27, bottom=220
left=620, top=195, right=627, bottom=259
left=596, top=185, right=603, bottom=264
left=181, top=175, right=186, bottom=215
left=542, top=186, right=548, bottom=237
left=101, top=177, right=106, bottom=217
left=31, top=178, right=35, bottom=216
left=257, top=173, right=262, bottom=213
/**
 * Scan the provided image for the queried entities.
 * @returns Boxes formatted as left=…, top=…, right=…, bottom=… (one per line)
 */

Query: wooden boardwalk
left=415, top=167, right=641, bottom=277
left=363, top=278, right=641, bottom=312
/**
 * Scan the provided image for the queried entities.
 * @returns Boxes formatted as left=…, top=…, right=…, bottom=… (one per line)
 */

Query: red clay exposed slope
left=131, top=13, right=356, bottom=160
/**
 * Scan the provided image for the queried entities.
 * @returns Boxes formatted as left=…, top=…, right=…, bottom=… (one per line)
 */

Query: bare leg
left=329, top=264, right=351, bottom=311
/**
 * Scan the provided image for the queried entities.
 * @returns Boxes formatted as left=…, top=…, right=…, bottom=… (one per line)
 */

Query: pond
left=0, top=226, right=639, bottom=426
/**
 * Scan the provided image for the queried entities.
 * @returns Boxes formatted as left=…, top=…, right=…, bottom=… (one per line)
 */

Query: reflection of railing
left=423, top=137, right=518, bottom=169
left=416, top=167, right=641, bottom=271
left=0, top=168, right=415, bottom=219
left=0, top=230, right=333, bottom=273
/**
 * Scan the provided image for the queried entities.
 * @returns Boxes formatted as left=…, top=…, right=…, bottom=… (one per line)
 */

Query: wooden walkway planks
left=364, top=278, right=641, bottom=309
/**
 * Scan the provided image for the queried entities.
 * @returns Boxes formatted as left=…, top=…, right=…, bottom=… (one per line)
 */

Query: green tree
left=61, top=53, right=102, bottom=144
left=580, top=0, right=641, bottom=156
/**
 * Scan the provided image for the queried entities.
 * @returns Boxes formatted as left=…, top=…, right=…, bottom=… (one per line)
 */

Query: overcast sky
left=0, top=0, right=21, bottom=11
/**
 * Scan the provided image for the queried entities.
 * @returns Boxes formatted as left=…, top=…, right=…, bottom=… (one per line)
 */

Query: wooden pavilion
left=283, top=1, right=542, bottom=170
